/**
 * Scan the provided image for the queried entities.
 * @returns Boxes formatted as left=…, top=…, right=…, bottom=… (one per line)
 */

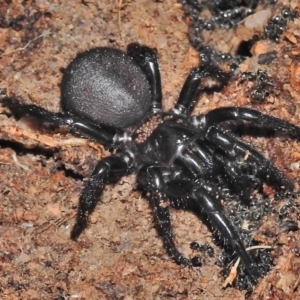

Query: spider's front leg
left=1, top=97, right=121, bottom=146
left=189, top=183, right=260, bottom=283
left=195, top=106, right=300, bottom=140
left=137, top=165, right=202, bottom=267
left=171, top=145, right=260, bottom=282
left=71, top=151, right=133, bottom=239
left=207, top=126, right=293, bottom=192
left=127, top=43, right=162, bottom=112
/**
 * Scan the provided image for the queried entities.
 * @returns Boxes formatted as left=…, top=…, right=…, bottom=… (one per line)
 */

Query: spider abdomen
left=61, top=47, right=152, bottom=128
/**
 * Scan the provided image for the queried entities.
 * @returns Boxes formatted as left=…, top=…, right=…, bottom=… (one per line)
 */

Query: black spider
left=1, top=43, right=300, bottom=286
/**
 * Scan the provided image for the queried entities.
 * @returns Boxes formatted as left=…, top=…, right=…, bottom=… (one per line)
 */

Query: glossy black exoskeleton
left=2, top=43, right=300, bottom=288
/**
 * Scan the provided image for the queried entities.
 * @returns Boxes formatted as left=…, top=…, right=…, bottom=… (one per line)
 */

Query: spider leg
left=207, top=127, right=293, bottom=191
left=127, top=43, right=162, bottom=111
left=214, top=152, right=254, bottom=202
left=174, top=138, right=254, bottom=202
left=195, top=106, right=300, bottom=140
left=173, top=65, right=230, bottom=116
left=138, top=160, right=259, bottom=281
left=137, top=165, right=201, bottom=266
left=71, top=151, right=133, bottom=239
left=139, top=163, right=259, bottom=281
left=189, top=184, right=260, bottom=282
left=1, top=97, right=123, bottom=146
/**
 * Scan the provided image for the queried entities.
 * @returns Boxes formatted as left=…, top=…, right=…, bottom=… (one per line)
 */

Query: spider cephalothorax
left=2, top=43, right=300, bottom=288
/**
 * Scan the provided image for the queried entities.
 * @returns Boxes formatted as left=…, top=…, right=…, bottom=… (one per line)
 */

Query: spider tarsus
left=70, top=211, right=88, bottom=240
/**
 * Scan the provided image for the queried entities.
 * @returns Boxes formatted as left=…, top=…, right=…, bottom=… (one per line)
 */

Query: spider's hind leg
left=127, top=43, right=162, bottom=112
left=1, top=96, right=120, bottom=146
left=1, top=96, right=66, bottom=126
left=172, top=65, right=231, bottom=116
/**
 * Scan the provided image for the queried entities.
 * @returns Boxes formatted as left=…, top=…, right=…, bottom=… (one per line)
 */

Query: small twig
left=223, top=257, right=240, bottom=288
left=12, top=152, right=30, bottom=172
left=223, top=245, right=274, bottom=288
left=246, top=245, right=274, bottom=251
left=33, top=213, right=76, bottom=235
left=0, top=33, right=46, bottom=57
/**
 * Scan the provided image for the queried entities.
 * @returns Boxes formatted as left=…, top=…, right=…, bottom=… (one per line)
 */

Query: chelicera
left=2, top=43, right=300, bottom=286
